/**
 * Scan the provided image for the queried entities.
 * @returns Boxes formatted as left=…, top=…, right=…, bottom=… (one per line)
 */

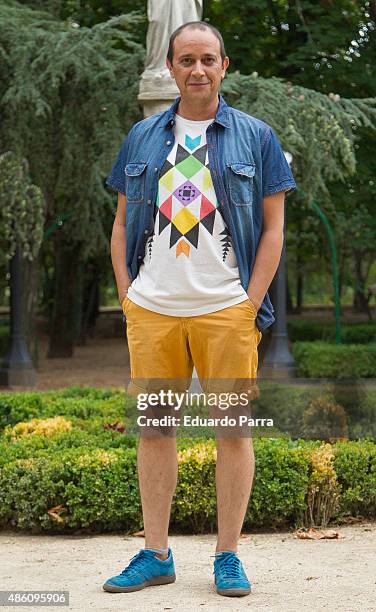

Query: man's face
left=166, top=28, right=229, bottom=104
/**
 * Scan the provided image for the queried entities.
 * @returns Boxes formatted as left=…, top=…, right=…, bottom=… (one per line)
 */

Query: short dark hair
left=167, top=21, right=227, bottom=64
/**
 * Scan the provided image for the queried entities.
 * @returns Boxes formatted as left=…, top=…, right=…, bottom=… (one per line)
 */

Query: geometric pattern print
left=154, top=134, right=231, bottom=260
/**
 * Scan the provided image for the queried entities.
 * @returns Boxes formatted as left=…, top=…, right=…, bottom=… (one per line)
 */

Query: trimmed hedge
left=1, top=431, right=375, bottom=532
left=287, top=321, right=376, bottom=344
left=292, top=341, right=376, bottom=378
left=0, top=447, right=141, bottom=531
left=334, top=439, right=376, bottom=517
left=0, top=387, right=127, bottom=429
left=1, top=388, right=376, bottom=533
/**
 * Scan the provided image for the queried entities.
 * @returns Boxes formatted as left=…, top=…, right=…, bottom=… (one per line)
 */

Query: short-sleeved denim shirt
left=106, top=95, right=296, bottom=332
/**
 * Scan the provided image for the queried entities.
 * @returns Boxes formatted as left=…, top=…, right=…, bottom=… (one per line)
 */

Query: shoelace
left=212, top=552, right=243, bottom=577
left=120, top=549, right=156, bottom=578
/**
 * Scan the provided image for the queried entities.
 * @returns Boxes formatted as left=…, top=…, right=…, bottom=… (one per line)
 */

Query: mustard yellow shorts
left=122, top=297, right=262, bottom=397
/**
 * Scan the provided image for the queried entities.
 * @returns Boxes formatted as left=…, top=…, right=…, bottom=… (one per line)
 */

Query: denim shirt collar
left=161, top=94, right=231, bottom=129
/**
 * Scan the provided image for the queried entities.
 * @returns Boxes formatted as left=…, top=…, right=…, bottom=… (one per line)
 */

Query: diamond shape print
left=159, top=167, right=174, bottom=191
left=160, top=195, right=172, bottom=220
left=174, top=181, right=201, bottom=206
left=173, top=207, right=198, bottom=234
left=176, top=155, right=203, bottom=179
left=202, top=166, right=213, bottom=192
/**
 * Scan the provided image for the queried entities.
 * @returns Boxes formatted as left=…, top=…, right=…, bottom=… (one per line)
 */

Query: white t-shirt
left=127, top=114, right=248, bottom=316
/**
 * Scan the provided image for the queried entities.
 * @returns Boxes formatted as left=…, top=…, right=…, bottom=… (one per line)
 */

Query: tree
left=206, top=0, right=376, bottom=310
left=0, top=152, right=44, bottom=363
left=0, top=1, right=144, bottom=356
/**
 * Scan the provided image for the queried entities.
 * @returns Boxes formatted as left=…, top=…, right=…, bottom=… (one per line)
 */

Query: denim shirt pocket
left=125, top=162, right=148, bottom=203
left=227, top=162, right=256, bottom=206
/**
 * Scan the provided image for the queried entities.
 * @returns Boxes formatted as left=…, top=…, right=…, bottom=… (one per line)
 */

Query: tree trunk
left=23, top=256, right=40, bottom=368
left=352, top=252, right=372, bottom=317
left=77, top=261, right=100, bottom=346
left=47, top=237, right=83, bottom=358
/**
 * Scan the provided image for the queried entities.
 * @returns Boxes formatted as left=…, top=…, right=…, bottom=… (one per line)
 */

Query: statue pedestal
left=138, top=73, right=179, bottom=117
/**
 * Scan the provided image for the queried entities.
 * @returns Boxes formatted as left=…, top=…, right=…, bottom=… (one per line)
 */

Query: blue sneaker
left=213, top=551, right=252, bottom=597
left=103, top=548, right=176, bottom=593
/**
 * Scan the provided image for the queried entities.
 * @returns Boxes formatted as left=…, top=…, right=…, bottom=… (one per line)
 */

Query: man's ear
left=221, top=56, right=230, bottom=79
left=166, top=58, right=174, bottom=78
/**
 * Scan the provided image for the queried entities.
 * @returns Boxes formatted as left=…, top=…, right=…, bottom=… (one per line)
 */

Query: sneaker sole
left=216, top=586, right=252, bottom=597
left=103, top=573, right=176, bottom=593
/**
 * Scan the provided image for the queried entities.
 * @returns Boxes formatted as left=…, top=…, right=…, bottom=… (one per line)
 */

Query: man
left=103, top=22, right=296, bottom=597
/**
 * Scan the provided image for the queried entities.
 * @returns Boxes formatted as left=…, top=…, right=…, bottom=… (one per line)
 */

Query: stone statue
left=139, top=0, right=203, bottom=114
left=144, top=0, right=203, bottom=79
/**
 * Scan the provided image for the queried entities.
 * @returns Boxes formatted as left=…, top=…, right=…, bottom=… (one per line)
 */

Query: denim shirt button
left=166, top=140, right=172, bottom=145
left=144, top=229, right=148, bottom=234
left=154, top=167, right=158, bottom=172
left=147, top=199, right=152, bottom=204
left=137, top=255, right=142, bottom=260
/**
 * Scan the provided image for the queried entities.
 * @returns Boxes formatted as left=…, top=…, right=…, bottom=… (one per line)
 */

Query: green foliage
left=172, top=442, right=217, bottom=532
left=0, top=152, right=44, bottom=261
left=221, top=73, right=376, bottom=207
left=206, top=0, right=376, bottom=308
left=0, top=1, right=144, bottom=257
left=205, top=1, right=374, bottom=93
left=0, top=387, right=376, bottom=531
left=17, top=0, right=147, bottom=34
left=0, top=447, right=141, bottom=531
left=245, top=438, right=310, bottom=528
left=287, top=320, right=376, bottom=343
left=2, top=431, right=375, bottom=531
left=334, top=440, right=376, bottom=518
left=253, top=382, right=376, bottom=441
left=292, top=341, right=376, bottom=378
left=0, top=388, right=125, bottom=429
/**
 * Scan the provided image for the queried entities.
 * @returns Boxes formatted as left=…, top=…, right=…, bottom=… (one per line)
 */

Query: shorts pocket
left=227, top=162, right=255, bottom=206
left=122, top=296, right=131, bottom=315
left=125, top=162, right=147, bottom=203
left=244, top=298, right=257, bottom=317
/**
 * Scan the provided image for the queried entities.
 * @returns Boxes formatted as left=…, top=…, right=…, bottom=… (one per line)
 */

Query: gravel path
left=1, top=523, right=375, bottom=611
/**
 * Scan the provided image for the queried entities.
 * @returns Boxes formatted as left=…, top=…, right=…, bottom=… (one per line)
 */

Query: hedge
left=287, top=321, right=376, bottom=344
left=0, top=387, right=127, bottom=430
left=252, top=383, right=376, bottom=440
left=0, top=388, right=375, bottom=532
left=292, top=341, right=376, bottom=378
left=1, top=426, right=375, bottom=532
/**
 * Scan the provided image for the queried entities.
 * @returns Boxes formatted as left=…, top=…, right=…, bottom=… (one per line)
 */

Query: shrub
left=287, top=321, right=376, bottom=344
left=171, top=442, right=217, bottom=532
left=0, top=447, right=141, bottom=532
left=0, top=388, right=126, bottom=430
left=302, top=397, right=349, bottom=441
left=253, top=382, right=376, bottom=440
left=304, top=443, right=340, bottom=527
left=245, top=438, right=310, bottom=529
left=333, top=439, right=376, bottom=518
left=292, top=342, right=376, bottom=378
left=5, top=416, right=73, bottom=442
left=1, top=388, right=376, bottom=532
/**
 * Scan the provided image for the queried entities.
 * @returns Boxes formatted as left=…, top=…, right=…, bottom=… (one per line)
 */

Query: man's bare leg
left=215, top=437, right=255, bottom=552
left=137, top=436, right=178, bottom=560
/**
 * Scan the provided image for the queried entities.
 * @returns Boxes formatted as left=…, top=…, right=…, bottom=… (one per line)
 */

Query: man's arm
left=111, top=192, right=132, bottom=306
left=246, top=191, right=286, bottom=311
